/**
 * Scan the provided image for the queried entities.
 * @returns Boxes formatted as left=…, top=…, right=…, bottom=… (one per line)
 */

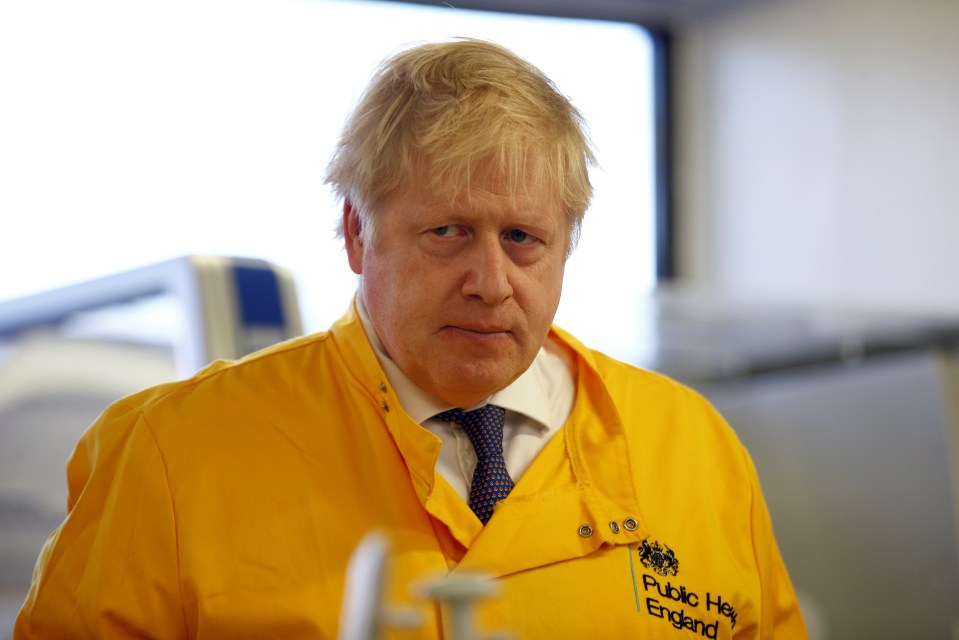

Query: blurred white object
left=338, top=532, right=390, bottom=640
left=338, top=532, right=420, bottom=640
left=339, top=532, right=503, bottom=640
left=420, top=572, right=502, bottom=640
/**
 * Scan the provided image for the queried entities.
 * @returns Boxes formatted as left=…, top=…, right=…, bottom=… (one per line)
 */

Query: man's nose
left=461, top=237, right=513, bottom=304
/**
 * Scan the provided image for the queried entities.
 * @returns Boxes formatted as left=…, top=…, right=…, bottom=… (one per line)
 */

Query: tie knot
left=433, top=405, right=507, bottom=460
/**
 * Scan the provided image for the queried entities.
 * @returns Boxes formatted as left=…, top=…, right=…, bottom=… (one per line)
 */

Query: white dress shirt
left=356, top=298, right=575, bottom=501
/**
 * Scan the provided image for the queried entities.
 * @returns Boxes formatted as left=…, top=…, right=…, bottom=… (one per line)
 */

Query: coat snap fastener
left=378, top=382, right=387, bottom=392
left=578, top=524, right=593, bottom=538
left=623, top=517, right=638, bottom=531
left=381, top=401, right=390, bottom=412
left=609, top=521, right=621, bottom=534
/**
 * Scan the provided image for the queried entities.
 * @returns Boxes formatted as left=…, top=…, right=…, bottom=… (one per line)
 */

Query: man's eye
left=431, top=225, right=454, bottom=237
left=507, top=229, right=535, bottom=244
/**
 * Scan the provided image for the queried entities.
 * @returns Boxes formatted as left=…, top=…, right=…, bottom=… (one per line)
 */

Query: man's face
left=344, top=168, right=568, bottom=408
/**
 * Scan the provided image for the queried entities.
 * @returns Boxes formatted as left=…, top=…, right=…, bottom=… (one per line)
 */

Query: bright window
left=0, top=0, right=656, bottom=360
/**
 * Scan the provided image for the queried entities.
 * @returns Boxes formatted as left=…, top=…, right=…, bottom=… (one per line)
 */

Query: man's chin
left=429, top=366, right=523, bottom=407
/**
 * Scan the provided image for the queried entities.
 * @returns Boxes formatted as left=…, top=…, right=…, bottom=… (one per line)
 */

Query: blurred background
left=1, top=0, right=958, bottom=637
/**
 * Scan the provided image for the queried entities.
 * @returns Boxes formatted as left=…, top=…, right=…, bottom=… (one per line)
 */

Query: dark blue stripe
left=231, top=264, right=285, bottom=326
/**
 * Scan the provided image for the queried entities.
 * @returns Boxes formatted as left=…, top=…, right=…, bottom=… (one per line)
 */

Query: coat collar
left=329, top=299, right=650, bottom=578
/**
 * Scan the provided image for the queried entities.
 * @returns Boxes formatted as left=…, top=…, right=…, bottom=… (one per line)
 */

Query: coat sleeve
left=740, top=448, right=808, bottom=639
left=14, top=404, right=188, bottom=639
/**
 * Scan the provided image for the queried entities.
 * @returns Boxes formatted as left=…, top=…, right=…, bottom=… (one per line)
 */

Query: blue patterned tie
left=434, top=405, right=513, bottom=524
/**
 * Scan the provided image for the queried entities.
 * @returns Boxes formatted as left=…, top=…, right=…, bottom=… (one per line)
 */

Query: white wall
left=674, top=0, right=959, bottom=315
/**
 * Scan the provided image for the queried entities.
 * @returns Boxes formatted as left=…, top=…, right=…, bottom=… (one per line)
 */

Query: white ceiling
left=388, top=0, right=770, bottom=29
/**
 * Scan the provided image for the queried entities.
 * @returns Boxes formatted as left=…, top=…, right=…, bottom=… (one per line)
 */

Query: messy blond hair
left=324, top=38, right=596, bottom=251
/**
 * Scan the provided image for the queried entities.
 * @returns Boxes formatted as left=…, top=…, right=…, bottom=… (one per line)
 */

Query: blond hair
left=324, top=38, right=596, bottom=250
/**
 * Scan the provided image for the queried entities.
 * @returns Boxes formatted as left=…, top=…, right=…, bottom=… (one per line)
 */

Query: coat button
left=379, top=382, right=387, bottom=392
left=609, top=521, right=621, bottom=534
left=623, top=517, right=638, bottom=531
left=578, top=524, right=593, bottom=538
left=381, top=401, right=390, bottom=412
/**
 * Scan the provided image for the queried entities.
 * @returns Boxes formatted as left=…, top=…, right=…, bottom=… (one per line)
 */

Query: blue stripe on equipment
left=231, top=264, right=285, bottom=327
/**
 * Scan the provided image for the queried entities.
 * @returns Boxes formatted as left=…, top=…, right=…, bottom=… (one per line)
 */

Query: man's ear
left=343, top=200, right=365, bottom=275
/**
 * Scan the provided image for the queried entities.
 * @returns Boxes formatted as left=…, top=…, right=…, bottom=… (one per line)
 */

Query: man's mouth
left=442, top=324, right=512, bottom=337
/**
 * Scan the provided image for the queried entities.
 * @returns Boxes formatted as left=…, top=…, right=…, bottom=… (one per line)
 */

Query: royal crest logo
left=638, top=539, right=679, bottom=576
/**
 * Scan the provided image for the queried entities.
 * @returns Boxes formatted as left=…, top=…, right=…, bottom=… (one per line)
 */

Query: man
left=16, top=39, right=806, bottom=638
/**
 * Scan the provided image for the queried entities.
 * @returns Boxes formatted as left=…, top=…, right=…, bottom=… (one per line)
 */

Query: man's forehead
left=387, top=186, right=561, bottom=227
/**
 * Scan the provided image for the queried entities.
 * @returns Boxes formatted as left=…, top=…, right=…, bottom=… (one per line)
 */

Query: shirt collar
left=355, top=296, right=555, bottom=431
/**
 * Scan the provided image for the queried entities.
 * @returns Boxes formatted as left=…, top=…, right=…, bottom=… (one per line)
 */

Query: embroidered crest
left=638, top=539, right=679, bottom=576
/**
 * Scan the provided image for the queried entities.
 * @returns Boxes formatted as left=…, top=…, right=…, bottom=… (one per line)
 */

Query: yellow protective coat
left=15, top=304, right=806, bottom=639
